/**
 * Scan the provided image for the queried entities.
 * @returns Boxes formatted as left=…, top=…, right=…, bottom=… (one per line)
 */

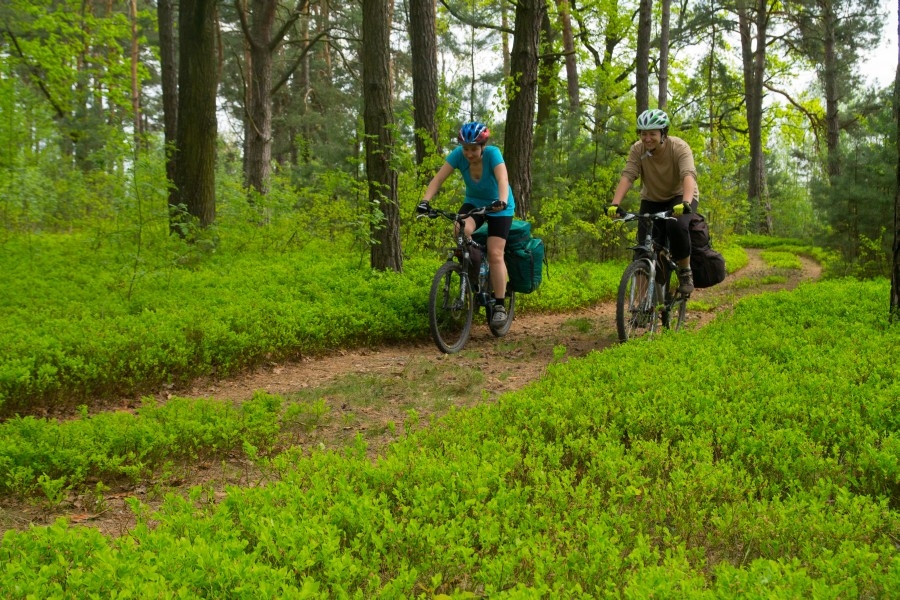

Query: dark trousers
left=637, top=197, right=698, bottom=262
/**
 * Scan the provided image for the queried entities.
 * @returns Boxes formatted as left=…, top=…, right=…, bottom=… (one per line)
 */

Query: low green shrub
left=0, top=392, right=283, bottom=499
left=1, top=279, right=897, bottom=596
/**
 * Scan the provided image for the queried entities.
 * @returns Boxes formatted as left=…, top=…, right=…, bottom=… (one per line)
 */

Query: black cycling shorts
left=459, top=203, right=513, bottom=240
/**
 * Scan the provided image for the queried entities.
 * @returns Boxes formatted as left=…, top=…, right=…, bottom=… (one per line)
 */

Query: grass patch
left=760, top=250, right=803, bottom=269
left=562, top=317, right=594, bottom=333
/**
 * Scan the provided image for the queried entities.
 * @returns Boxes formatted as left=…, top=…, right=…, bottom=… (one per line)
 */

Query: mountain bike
left=614, top=210, right=688, bottom=342
left=418, top=205, right=516, bottom=354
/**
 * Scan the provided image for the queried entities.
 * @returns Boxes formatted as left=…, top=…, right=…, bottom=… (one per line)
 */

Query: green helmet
left=637, top=109, right=670, bottom=131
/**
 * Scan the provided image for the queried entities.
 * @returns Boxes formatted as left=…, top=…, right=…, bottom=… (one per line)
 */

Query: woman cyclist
left=607, top=109, right=699, bottom=295
left=417, top=121, right=516, bottom=325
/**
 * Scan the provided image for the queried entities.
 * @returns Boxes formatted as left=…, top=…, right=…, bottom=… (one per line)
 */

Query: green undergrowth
left=0, top=392, right=284, bottom=500
left=735, top=233, right=836, bottom=272
left=0, top=233, right=622, bottom=414
left=2, top=278, right=897, bottom=596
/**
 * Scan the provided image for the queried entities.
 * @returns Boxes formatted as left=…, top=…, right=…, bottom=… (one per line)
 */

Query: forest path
left=2, top=248, right=822, bottom=537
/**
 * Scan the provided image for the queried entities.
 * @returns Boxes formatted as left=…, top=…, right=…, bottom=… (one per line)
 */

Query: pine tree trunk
left=635, top=0, right=652, bottom=115
left=242, top=0, right=278, bottom=197
left=737, top=0, right=771, bottom=234
left=409, top=0, right=439, bottom=171
left=362, top=0, right=402, bottom=272
left=657, top=0, right=670, bottom=109
left=555, top=0, right=579, bottom=110
left=156, top=0, right=179, bottom=230
left=891, top=0, right=900, bottom=322
left=504, top=0, right=545, bottom=219
left=174, top=0, right=218, bottom=229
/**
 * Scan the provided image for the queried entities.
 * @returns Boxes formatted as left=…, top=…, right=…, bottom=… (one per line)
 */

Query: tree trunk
left=362, top=0, right=402, bottom=272
left=502, top=5, right=511, bottom=76
left=408, top=0, right=439, bottom=170
left=892, top=0, right=900, bottom=321
left=737, top=0, right=772, bottom=234
left=173, top=0, right=218, bottom=230
left=657, top=0, right=670, bottom=109
left=636, top=0, right=652, bottom=115
left=156, top=0, right=179, bottom=230
left=130, top=0, right=142, bottom=149
left=822, top=6, right=841, bottom=180
left=239, top=0, right=278, bottom=196
left=504, top=0, right=545, bottom=219
left=555, top=0, right=579, bottom=110
left=535, top=9, right=557, bottom=150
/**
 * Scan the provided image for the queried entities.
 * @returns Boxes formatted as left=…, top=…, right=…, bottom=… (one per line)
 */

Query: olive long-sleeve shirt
left=620, top=136, right=699, bottom=203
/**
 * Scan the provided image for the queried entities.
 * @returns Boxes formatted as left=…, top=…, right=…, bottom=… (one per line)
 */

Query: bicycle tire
left=616, top=260, right=658, bottom=342
left=488, top=285, right=516, bottom=337
left=428, top=261, right=474, bottom=354
left=669, top=295, right=687, bottom=332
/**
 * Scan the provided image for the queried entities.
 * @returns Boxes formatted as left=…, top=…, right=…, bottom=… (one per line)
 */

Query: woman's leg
left=487, top=235, right=508, bottom=303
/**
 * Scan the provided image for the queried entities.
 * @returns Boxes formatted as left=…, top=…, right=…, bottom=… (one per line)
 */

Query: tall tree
left=555, top=0, right=579, bottom=111
left=785, top=0, right=881, bottom=180
left=504, top=0, right=546, bottom=218
left=234, top=0, right=309, bottom=196
left=736, top=0, right=772, bottom=233
left=173, top=0, right=218, bottom=229
left=409, top=0, right=439, bottom=170
left=536, top=8, right=559, bottom=150
left=156, top=0, right=179, bottom=228
left=362, top=0, right=402, bottom=271
left=657, top=0, right=671, bottom=109
left=892, top=0, right=900, bottom=321
left=635, top=0, right=653, bottom=114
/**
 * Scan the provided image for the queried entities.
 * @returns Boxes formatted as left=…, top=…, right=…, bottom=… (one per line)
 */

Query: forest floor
left=1, top=249, right=822, bottom=538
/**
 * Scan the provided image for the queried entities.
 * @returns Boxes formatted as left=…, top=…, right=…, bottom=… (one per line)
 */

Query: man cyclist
left=417, top=121, right=516, bottom=326
left=608, top=108, right=699, bottom=295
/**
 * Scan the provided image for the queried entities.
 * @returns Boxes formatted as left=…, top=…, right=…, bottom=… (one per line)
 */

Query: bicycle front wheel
left=428, top=261, right=475, bottom=354
left=667, top=294, right=687, bottom=332
left=616, top=260, right=658, bottom=342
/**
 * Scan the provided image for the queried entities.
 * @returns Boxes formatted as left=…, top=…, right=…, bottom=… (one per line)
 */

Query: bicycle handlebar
left=615, top=210, right=677, bottom=224
left=416, top=205, right=489, bottom=222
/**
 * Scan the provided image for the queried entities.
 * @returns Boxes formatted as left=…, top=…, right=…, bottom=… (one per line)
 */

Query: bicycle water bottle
left=477, top=259, right=491, bottom=306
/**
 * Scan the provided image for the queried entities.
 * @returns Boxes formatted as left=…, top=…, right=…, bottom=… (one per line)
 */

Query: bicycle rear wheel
left=428, top=261, right=474, bottom=353
left=616, top=260, right=658, bottom=342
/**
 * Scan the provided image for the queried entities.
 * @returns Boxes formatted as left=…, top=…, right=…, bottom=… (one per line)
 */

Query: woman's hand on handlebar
left=490, top=200, right=507, bottom=212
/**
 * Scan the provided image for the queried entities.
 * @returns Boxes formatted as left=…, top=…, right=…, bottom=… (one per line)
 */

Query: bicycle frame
left=615, top=210, right=687, bottom=341
left=418, top=204, right=516, bottom=352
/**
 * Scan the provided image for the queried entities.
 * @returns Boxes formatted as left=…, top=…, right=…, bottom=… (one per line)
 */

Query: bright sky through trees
left=862, top=0, right=898, bottom=87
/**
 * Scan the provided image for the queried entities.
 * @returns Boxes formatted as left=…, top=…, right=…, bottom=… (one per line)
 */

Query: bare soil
left=1, top=249, right=822, bottom=537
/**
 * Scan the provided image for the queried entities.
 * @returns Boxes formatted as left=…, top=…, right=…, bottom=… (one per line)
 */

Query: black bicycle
left=418, top=205, right=516, bottom=353
left=614, top=210, right=688, bottom=342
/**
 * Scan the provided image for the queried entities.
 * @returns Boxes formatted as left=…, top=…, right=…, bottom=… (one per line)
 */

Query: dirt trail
left=1, top=249, right=822, bottom=537
left=173, top=248, right=820, bottom=403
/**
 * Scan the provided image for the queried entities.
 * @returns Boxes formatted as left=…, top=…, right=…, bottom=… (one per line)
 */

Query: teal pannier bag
left=472, top=220, right=544, bottom=294
left=506, top=237, right=544, bottom=293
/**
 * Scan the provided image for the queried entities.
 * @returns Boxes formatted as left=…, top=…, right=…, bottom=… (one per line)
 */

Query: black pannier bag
left=688, top=213, right=726, bottom=288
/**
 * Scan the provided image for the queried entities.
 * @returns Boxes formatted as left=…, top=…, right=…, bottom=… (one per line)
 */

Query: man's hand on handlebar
left=672, top=201, right=692, bottom=216
left=607, top=204, right=625, bottom=218
left=416, top=200, right=432, bottom=215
